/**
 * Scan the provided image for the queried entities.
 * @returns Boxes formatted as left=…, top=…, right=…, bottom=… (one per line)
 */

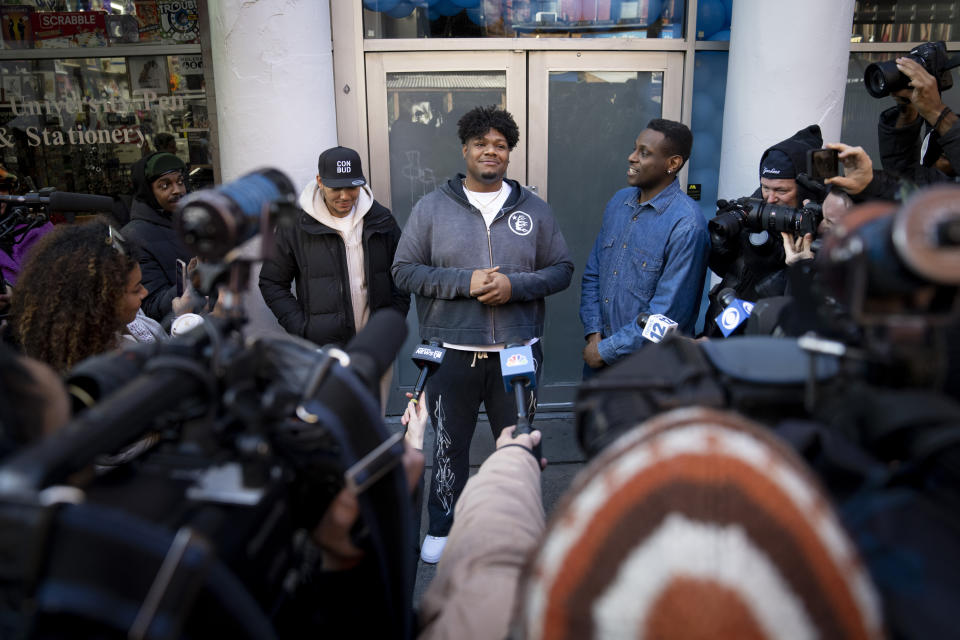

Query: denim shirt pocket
left=630, top=248, right=663, bottom=299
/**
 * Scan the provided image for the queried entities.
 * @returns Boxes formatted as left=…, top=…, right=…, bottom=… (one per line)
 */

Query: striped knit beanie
left=514, top=407, right=883, bottom=640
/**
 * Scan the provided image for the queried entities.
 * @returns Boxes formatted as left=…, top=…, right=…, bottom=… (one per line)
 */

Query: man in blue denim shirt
left=580, top=119, right=709, bottom=370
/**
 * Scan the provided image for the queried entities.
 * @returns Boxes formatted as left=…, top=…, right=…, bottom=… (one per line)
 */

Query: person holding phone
left=120, top=152, right=199, bottom=323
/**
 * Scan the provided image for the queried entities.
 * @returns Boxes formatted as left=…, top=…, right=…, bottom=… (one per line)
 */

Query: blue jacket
left=392, top=176, right=573, bottom=345
left=580, top=179, right=709, bottom=364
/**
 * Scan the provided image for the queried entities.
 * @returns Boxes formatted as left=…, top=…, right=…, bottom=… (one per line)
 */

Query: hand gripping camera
left=864, top=40, right=960, bottom=98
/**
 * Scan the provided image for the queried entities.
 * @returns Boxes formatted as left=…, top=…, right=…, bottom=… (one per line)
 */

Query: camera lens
left=175, top=169, right=295, bottom=259
left=708, top=212, right=743, bottom=241
left=864, top=60, right=908, bottom=98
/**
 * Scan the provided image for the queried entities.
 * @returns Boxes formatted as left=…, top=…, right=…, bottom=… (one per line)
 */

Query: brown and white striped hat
left=515, top=407, right=884, bottom=640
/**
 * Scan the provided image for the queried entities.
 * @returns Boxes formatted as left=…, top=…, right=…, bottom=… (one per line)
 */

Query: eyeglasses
left=106, top=225, right=128, bottom=255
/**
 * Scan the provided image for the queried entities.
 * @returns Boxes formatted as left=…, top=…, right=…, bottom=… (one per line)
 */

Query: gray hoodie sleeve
left=391, top=204, right=473, bottom=300
left=505, top=212, right=573, bottom=302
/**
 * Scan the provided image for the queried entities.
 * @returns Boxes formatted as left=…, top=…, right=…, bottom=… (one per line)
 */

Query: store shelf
left=0, top=44, right=201, bottom=61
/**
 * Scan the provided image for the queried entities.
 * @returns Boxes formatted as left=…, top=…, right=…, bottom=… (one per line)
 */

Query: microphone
left=48, top=191, right=115, bottom=213
left=343, top=309, right=408, bottom=393
left=410, top=340, right=445, bottom=403
left=499, top=344, right=540, bottom=460
left=714, top=288, right=755, bottom=337
left=637, top=312, right=679, bottom=343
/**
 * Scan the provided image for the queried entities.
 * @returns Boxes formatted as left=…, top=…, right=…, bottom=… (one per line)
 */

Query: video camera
left=0, top=169, right=415, bottom=639
left=864, top=40, right=960, bottom=98
left=709, top=197, right=824, bottom=245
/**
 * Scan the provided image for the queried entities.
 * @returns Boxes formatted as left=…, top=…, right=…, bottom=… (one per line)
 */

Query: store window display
left=0, top=2, right=212, bottom=211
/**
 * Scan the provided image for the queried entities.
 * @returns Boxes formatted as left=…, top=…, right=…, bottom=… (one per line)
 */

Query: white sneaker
left=420, top=535, right=448, bottom=564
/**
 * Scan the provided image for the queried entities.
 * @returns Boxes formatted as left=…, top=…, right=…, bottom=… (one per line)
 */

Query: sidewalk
left=386, top=411, right=587, bottom=605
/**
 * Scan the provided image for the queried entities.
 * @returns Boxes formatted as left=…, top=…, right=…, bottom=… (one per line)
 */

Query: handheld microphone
left=410, top=340, right=445, bottom=403
left=637, top=312, right=679, bottom=343
left=714, top=288, right=755, bottom=337
left=499, top=345, right=540, bottom=461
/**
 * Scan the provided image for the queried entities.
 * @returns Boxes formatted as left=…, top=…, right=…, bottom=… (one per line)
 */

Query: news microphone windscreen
left=500, top=344, right=537, bottom=392
left=344, top=309, right=408, bottom=386
left=48, top=191, right=115, bottom=213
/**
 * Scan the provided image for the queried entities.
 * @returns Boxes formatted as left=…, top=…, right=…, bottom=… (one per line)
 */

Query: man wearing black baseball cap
left=260, top=145, right=409, bottom=374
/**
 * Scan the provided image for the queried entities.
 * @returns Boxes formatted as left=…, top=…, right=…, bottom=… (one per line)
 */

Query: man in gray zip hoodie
left=392, top=105, right=573, bottom=564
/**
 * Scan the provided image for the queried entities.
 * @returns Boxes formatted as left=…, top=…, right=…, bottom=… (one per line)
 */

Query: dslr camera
left=864, top=40, right=960, bottom=98
left=708, top=197, right=823, bottom=245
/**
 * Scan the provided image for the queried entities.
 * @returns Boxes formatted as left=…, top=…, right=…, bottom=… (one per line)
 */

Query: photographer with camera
left=870, top=42, right=960, bottom=185
left=704, top=125, right=825, bottom=336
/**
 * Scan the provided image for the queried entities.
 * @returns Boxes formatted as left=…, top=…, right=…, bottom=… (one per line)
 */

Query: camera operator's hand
left=583, top=332, right=605, bottom=369
left=496, top=425, right=546, bottom=470
left=401, top=391, right=427, bottom=450
left=313, top=486, right=365, bottom=571
left=313, top=441, right=424, bottom=571
left=781, top=232, right=814, bottom=265
left=824, top=143, right=873, bottom=195
left=896, top=57, right=956, bottom=134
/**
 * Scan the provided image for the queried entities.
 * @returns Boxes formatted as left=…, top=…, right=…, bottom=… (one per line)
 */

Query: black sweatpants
left=425, top=343, right=542, bottom=537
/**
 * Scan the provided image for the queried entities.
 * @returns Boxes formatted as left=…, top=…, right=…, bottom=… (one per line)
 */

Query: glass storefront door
left=528, top=51, right=682, bottom=405
left=366, top=50, right=681, bottom=411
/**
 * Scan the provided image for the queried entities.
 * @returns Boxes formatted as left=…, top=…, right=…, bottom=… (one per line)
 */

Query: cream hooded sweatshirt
left=300, top=182, right=375, bottom=333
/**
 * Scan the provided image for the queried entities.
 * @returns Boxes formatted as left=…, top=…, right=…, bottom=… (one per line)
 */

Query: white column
left=208, top=1, right=337, bottom=187
left=717, top=0, right=856, bottom=201
left=206, top=1, right=338, bottom=336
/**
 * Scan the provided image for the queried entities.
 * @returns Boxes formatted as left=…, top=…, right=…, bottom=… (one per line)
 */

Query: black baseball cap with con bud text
left=318, top=146, right=366, bottom=188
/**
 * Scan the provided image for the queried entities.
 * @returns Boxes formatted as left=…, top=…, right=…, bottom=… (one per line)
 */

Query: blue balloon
left=688, top=168, right=719, bottom=193
left=429, top=0, right=462, bottom=18
left=386, top=1, right=416, bottom=18
left=696, top=0, right=725, bottom=39
left=641, top=0, right=662, bottom=25
left=452, top=0, right=479, bottom=7
left=722, top=0, right=733, bottom=27
left=708, top=29, right=730, bottom=41
left=466, top=5, right=485, bottom=25
left=692, top=92, right=718, bottom=123
left=363, top=0, right=400, bottom=11
left=691, top=130, right=721, bottom=171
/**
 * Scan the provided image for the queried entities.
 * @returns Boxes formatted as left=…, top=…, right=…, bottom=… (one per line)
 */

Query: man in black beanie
left=703, top=125, right=823, bottom=337
left=121, top=151, right=193, bottom=322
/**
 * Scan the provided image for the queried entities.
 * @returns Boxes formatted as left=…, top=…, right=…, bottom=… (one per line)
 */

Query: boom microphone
left=48, top=191, right=115, bottom=212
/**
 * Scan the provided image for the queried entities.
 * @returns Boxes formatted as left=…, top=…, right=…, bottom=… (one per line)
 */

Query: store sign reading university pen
left=0, top=90, right=183, bottom=149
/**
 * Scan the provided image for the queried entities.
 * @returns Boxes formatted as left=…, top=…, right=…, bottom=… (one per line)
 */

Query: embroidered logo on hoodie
left=508, top=211, right=533, bottom=236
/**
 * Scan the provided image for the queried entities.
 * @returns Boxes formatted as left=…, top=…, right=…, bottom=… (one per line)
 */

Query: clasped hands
left=470, top=265, right=511, bottom=305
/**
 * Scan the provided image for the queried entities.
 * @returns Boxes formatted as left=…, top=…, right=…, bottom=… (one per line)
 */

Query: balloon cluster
left=687, top=51, right=729, bottom=220
left=362, top=0, right=486, bottom=24
left=695, top=0, right=732, bottom=40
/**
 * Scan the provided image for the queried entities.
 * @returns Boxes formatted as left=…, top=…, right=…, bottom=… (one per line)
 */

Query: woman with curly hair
left=9, top=217, right=148, bottom=373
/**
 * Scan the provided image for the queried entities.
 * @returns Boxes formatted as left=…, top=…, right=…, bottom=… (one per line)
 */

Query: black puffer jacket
left=258, top=187, right=409, bottom=348
left=121, top=155, right=192, bottom=322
